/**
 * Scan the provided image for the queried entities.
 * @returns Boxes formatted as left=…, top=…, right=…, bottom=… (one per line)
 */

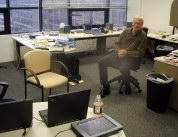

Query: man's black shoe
left=99, top=88, right=110, bottom=98
left=125, top=85, right=131, bottom=95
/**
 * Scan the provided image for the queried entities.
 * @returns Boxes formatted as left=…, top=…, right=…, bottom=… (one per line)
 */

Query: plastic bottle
left=93, top=94, right=103, bottom=114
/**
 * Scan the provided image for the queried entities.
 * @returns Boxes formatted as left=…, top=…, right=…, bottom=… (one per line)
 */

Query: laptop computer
left=0, top=99, right=33, bottom=133
left=39, top=89, right=91, bottom=127
left=82, top=24, right=92, bottom=34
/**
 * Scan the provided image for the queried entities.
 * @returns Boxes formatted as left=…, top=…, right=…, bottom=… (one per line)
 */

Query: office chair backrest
left=126, top=22, right=132, bottom=28
left=24, top=49, right=51, bottom=76
left=142, top=27, right=148, bottom=35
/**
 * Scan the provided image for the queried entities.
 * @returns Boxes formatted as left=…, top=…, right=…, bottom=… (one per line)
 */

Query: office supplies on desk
left=91, top=28, right=103, bottom=35
left=39, top=89, right=91, bottom=127
left=0, top=99, right=32, bottom=133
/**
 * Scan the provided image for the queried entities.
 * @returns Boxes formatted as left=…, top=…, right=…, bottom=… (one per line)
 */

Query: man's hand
left=118, top=49, right=127, bottom=58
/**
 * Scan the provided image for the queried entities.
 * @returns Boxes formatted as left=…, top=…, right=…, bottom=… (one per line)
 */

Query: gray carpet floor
left=0, top=53, right=178, bottom=137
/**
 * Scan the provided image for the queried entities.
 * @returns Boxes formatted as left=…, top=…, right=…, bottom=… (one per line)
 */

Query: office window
left=10, top=9, right=39, bottom=33
left=109, top=0, right=127, bottom=27
left=70, top=0, right=108, bottom=7
left=0, top=13, right=5, bottom=32
left=43, top=0, right=68, bottom=7
left=0, top=0, right=7, bottom=8
left=42, top=9, right=68, bottom=31
left=0, top=1, right=8, bottom=34
left=0, top=9, right=10, bottom=34
left=9, top=0, right=39, bottom=7
left=0, top=0, right=127, bottom=34
left=69, top=0, right=127, bottom=28
left=71, top=11, right=105, bottom=27
left=109, top=9, right=126, bottom=27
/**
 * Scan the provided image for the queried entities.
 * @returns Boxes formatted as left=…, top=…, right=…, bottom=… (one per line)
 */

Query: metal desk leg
left=97, top=37, right=106, bottom=55
left=14, top=41, right=24, bottom=69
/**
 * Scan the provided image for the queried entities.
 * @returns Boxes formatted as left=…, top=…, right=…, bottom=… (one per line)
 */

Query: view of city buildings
left=0, top=0, right=127, bottom=34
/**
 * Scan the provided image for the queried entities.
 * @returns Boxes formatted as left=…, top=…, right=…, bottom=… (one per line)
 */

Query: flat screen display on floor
left=71, top=114, right=123, bottom=137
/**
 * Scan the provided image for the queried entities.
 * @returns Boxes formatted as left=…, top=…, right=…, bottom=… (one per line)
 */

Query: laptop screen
left=0, top=99, right=33, bottom=133
left=46, top=89, right=91, bottom=127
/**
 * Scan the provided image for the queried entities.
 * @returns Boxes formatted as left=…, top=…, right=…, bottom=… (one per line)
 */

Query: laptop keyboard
left=39, top=109, right=48, bottom=121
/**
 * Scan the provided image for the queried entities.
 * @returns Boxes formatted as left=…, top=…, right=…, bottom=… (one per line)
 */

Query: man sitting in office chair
left=98, top=16, right=147, bottom=98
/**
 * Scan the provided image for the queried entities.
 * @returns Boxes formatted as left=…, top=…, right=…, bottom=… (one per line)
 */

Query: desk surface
left=12, top=30, right=122, bottom=52
left=154, top=56, right=178, bottom=67
left=148, top=32, right=178, bottom=44
left=0, top=102, right=126, bottom=137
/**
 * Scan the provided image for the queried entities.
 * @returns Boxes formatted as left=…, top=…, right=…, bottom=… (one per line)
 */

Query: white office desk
left=0, top=102, right=126, bottom=137
left=12, top=31, right=122, bottom=68
left=148, top=32, right=178, bottom=44
left=147, top=32, right=178, bottom=56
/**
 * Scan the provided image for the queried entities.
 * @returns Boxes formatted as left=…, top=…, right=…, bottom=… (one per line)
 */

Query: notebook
left=39, top=89, right=91, bottom=127
left=0, top=99, right=33, bottom=133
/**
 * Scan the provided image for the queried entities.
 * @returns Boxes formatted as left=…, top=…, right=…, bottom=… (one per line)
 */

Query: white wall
left=141, top=0, right=174, bottom=32
left=0, top=0, right=175, bottom=63
left=0, top=35, right=15, bottom=63
left=127, top=0, right=174, bottom=32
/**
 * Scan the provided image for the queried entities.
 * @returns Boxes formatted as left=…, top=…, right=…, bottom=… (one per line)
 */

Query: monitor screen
left=71, top=114, right=123, bottom=137
left=82, top=24, right=92, bottom=31
left=79, top=116, right=116, bottom=136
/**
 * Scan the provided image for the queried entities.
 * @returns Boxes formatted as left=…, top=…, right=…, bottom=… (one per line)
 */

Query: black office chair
left=108, top=58, right=142, bottom=94
left=0, top=81, right=16, bottom=103
left=141, top=27, right=148, bottom=64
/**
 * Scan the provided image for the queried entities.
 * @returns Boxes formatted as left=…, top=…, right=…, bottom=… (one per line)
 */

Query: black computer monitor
left=82, top=24, right=92, bottom=32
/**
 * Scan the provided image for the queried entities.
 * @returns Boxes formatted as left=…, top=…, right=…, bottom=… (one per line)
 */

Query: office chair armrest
left=21, top=67, right=41, bottom=86
left=52, top=60, right=71, bottom=77
left=0, top=81, right=9, bottom=100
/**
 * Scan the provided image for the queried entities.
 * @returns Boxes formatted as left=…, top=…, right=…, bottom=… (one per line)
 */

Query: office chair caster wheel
left=138, top=89, right=142, bottom=93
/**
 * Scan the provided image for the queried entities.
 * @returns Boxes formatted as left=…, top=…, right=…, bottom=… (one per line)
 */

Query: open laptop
left=0, top=99, right=33, bottom=133
left=39, top=89, right=91, bottom=127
